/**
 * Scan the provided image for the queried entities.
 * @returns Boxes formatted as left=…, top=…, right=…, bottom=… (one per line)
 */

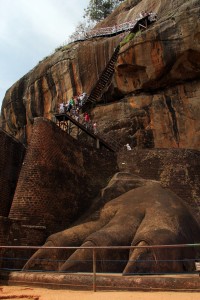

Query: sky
left=0, top=0, right=90, bottom=108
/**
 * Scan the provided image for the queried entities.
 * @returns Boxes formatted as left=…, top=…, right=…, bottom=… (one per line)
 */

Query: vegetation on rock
left=84, top=0, right=122, bottom=22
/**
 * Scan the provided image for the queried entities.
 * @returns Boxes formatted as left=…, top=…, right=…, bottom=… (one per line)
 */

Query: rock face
left=114, top=0, right=200, bottom=149
left=1, top=0, right=200, bottom=150
left=0, top=37, right=121, bottom=143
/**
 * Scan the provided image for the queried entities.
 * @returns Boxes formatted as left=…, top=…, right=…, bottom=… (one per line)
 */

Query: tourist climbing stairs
left=54, top=113, right=121, bottom=152
left=55, top=44, right=124, bottom=152
left=55, top=12, right=158, bottom=152
left=82, top=11, right=157, bottom=107
left=85, top=45, right=121, bottom=105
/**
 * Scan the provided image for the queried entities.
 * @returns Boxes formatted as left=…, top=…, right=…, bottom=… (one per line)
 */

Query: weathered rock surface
left=1, top=37, right=121, bottom=143
left=1, top=0, right=200, bottom=150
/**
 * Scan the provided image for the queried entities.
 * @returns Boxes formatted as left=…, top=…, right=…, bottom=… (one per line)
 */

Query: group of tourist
left=58, top=92, right=87, bottom=114
left=58, top=92, right=98, bottom=135
left=83, top=112, right=98, bottom=134
left=58, top=93, right=134, bottom=149
left=58, top=94, right=134, bottom=150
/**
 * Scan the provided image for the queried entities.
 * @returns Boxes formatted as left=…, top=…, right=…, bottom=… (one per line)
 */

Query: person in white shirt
left=59, top=102, right=65, bottom=113
left=126, top=143, right=131, bottom=150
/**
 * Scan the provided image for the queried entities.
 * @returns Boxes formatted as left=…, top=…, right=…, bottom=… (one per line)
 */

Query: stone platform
left=1, top=272, right=200, bottom=292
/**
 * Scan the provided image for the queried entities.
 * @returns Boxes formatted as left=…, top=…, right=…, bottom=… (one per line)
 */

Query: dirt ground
left=0, top=285, right=200, bottom=300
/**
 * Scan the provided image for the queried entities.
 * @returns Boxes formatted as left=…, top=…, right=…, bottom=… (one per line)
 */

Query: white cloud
left=0, top=0, right=90, bottom=107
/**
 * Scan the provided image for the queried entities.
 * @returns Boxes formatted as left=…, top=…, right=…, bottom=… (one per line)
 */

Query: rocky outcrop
left=1, top=0, right=200, bottom=150
left=114, top=0, right=200, bottom=149
left=91, top=80, right=200, bottom=149
left=1, top=37, right=121, bottom=143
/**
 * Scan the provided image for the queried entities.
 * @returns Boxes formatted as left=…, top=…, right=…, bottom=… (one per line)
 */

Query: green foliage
left=38, top=55, right=50, bottom=63
left=54, top=44, right=71, bottom=53
left=68, top=21, right=94, bottom=43
left=120, top=32, right=135, bottom=47
left=52, top=1, right=123, bottom=56
left=84, top=0, right=122, bottom=22
left=54, top=46, right=63, bottom=52
left=61, top=45, right=71, bottom=51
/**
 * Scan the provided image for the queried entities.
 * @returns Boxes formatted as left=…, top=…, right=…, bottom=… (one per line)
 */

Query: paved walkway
left=1, top=286, right=200, bottom=300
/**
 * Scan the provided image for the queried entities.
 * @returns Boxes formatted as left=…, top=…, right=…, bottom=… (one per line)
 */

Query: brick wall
left=118, top=149, right=200, bottom=223
left=0, top=216, right=47, bottom=269
left=9, top=118, right=118, bottom=234
left=0, top=129, right=26, bottom=217
left=0, top=217, right=10, bottom=246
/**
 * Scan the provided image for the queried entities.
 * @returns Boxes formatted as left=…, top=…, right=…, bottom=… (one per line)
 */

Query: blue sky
left=0, top=0, right=90, bottom=108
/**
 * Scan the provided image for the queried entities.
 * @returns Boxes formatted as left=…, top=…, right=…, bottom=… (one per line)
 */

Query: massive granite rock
left=1, top=0, right=200, bottom=150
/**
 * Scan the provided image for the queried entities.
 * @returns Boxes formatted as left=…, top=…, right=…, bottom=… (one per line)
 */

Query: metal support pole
left=96, top=138, right=100, bottom=149
left=145, top=18, right=147, bottom=29
left=68, top=121, right=71, bottom=134
left=93, top=248, right=97, bottom=292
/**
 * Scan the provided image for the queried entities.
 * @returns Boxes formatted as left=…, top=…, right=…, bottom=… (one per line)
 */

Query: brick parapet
left=0, top=216, right=47, bottom=269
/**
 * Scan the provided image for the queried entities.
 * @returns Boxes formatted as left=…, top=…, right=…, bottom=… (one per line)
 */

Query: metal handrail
left=69, top=13, right=157, bottom=43
left=1, top=243, right=200, bottom=250
left=0, top=243, right=199, bottom=292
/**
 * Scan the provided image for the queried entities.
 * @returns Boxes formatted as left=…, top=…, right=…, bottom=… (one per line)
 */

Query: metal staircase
left=76, top=13, right=158, bottom=151
left=54, top=44, right=124, bottom=152
left=54, top=113, right=119, bottom=152
left=56, top=16, right=158, bottom=152
left=85, top=45, right=121, bottom=105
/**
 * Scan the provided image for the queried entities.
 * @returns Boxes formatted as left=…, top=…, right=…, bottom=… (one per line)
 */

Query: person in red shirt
left=84, top=112, right=90, bottom=129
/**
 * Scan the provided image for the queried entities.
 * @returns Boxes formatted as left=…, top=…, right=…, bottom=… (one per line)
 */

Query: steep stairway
left=82, top=12, right=157, bottom=107
left=54, top=113, right=118, bottom=152
left=55, top=15, right=158, bottom=152
left=85, top=45, right=121, bottom=105
left=81, top=44, right=123, bottom=151
left=79, top=44, right=123, bottom=151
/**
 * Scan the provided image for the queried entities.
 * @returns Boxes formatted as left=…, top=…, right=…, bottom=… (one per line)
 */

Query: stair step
left=84, top=45, right=120, bottom=108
